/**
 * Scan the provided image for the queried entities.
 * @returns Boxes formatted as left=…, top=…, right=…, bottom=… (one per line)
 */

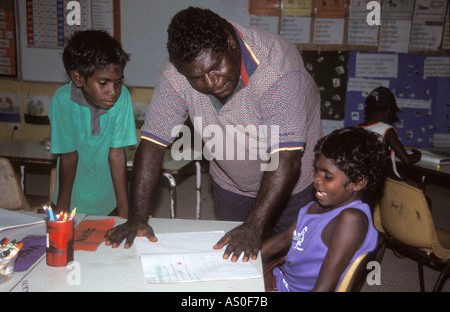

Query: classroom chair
left=336, top=244, right=381, bottom=292
left=0, top=157, right=32, bottom=211
left=374, top=178, right=450, bottom=292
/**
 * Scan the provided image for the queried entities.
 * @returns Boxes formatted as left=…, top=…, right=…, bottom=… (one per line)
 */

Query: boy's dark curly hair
left=314, top=127, right=387, bottom=197
left=63, top=30, right=129, bottom=81
left=167, top=7, right=236, bottom=70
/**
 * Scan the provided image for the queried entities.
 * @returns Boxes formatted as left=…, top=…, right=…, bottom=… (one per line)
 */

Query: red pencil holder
left=46, top=219, right=74, bottom=266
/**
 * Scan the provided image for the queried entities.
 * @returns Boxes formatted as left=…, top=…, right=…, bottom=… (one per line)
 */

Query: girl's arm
left=313, top=208, right=368, bottom=292
left=385, top=128, right=421, bottom=164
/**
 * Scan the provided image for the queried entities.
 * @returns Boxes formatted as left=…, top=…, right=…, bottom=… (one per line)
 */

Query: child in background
left=358, top=86, right=421, bottom=179
left=262, top=127, right=387, bottom=292
left=49, top=30, right=137, bottom=217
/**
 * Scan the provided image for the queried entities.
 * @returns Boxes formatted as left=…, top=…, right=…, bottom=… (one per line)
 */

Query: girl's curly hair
left=314, top=127, right=388, bottom=197
left=167, top=7, right=236, bottom=70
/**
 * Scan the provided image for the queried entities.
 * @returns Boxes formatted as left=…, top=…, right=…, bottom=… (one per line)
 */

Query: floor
left=26, top=161, right=450, bottom=292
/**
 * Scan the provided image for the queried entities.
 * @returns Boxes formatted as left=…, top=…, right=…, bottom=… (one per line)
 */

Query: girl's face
left=313, top=154, right=366, bottom=210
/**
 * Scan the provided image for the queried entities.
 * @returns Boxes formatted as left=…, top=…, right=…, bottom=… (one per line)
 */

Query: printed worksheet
left=134, top=231, right=261, bottom=283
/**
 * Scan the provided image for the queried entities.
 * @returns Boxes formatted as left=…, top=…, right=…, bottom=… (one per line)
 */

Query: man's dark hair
left=167, top=7, right=237, bottom=70
left=63, top=30, right=129, bottom=81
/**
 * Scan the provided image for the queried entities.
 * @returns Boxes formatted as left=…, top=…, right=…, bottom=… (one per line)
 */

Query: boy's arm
left=109, top=147, right=129, bottom=219
left=56, top=151, right=78, bottom=213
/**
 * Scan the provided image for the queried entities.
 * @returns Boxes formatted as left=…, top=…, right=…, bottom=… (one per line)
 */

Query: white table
left=0, top=212, right=48, bottom=292
left=1, top=216, right=264, bottom=292
left=396, top=147, right=450, bottom=190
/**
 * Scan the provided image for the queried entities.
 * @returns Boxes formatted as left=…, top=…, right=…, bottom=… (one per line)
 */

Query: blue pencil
left=43, top=205, right=51, bottom=219
left=47, top=206, right=55, bottom=221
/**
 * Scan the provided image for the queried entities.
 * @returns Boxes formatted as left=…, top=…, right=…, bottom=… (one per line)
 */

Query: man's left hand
left=213, top=223, right=261, bottom=262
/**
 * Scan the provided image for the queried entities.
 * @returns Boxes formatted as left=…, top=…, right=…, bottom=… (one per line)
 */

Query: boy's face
left=313, top=154, right=366, bottom=210
left=71, top=65, right=124, bottom=110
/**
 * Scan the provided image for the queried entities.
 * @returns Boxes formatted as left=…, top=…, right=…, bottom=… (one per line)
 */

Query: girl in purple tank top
left=262, top=127, right=387, bottom=292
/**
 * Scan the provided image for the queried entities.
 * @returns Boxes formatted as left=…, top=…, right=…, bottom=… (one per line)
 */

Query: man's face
left=179, top=36, right=241, bottom=105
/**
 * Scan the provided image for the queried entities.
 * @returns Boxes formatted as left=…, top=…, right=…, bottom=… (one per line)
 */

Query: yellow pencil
left=68, top=207, right=77, bottom=221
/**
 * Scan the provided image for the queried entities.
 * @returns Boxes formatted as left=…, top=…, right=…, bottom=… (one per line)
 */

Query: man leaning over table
left=104, top=7, right=321, bottom=262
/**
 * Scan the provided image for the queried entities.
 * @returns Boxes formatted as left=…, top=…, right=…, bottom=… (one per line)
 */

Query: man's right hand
left=103, top=221, right=158, bottom=249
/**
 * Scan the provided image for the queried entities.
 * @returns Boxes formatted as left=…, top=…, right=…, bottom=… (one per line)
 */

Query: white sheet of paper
left=0, top=208, right=45, bottom=232
left=134, top=231, right=262, bottom=283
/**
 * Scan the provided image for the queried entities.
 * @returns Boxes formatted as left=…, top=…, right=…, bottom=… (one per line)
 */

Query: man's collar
left=232, top=26, right=259, bottom=87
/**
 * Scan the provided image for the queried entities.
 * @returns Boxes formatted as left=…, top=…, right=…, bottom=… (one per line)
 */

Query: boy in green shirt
left=49, top=30, right=137, bottom=217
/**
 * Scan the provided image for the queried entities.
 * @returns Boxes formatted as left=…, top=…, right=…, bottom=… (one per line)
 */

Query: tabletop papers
left=14, top=235, right=46, bottom=272
left=404, top=148, right=450, bottom=165
left=134, top=231, right=261, bottom=284
left=0, top=209, right=45, bottom=232
left=417, top=149, right=450, bottom=165
left=74, top=218, right=115, bottom=251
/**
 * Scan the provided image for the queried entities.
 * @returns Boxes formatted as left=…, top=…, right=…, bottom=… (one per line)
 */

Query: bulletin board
left=16, top=0, right=249, bottom=87
left=17, top=0, right=120, bottom=84
left=120, top=0, right=249, bottom=87
left=301, top=50, right=348, bottom=121
left=344, top=51, right=450, bottom=148
left=12, top=0, right=450, bottom=91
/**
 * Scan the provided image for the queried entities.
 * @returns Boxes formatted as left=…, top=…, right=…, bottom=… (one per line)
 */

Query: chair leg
left=417, top=260, right=425, bottom=292
left=432, top=264, right=450, bottom=292
left=376, top=241, right=386, bottom=264
left=195, top=161, right=201, bottom=220
left=162, top=173, right=176, bottom=219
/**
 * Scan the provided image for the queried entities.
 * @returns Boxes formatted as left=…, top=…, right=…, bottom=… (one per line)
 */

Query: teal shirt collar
left=70, top=83, right=107, bottom=136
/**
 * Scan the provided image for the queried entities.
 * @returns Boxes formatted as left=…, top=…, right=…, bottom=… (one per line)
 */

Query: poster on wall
left=0, top=93, right=20, bottom=123
left=0, top=0, right=17, bottom=77
left=414, top=0, right=448, bottom=22
left=281, top=16, right=311, bottom=43
left=132, top=102, right=147, bottom=129
left=25, top=0, right=120, bottom=49
left=301, top=51, right=348, bottom=122
left=314, top=0, right=346, bottom=18
left=381, top=0, right=414, bottom=20
left=23, top=95, right=51, bottom=124
left=281, top=0, right=312, bottom=16
left=249, top=0, right=279, bottom=16
left=25, top=0, right=90, bottom=48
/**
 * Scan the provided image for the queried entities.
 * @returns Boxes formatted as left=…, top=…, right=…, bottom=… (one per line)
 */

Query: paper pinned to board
left=134, top=231, right=261, bottom=284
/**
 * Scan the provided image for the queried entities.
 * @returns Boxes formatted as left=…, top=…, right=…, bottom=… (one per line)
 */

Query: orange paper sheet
left=74, top=218, right=115, bottom=251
